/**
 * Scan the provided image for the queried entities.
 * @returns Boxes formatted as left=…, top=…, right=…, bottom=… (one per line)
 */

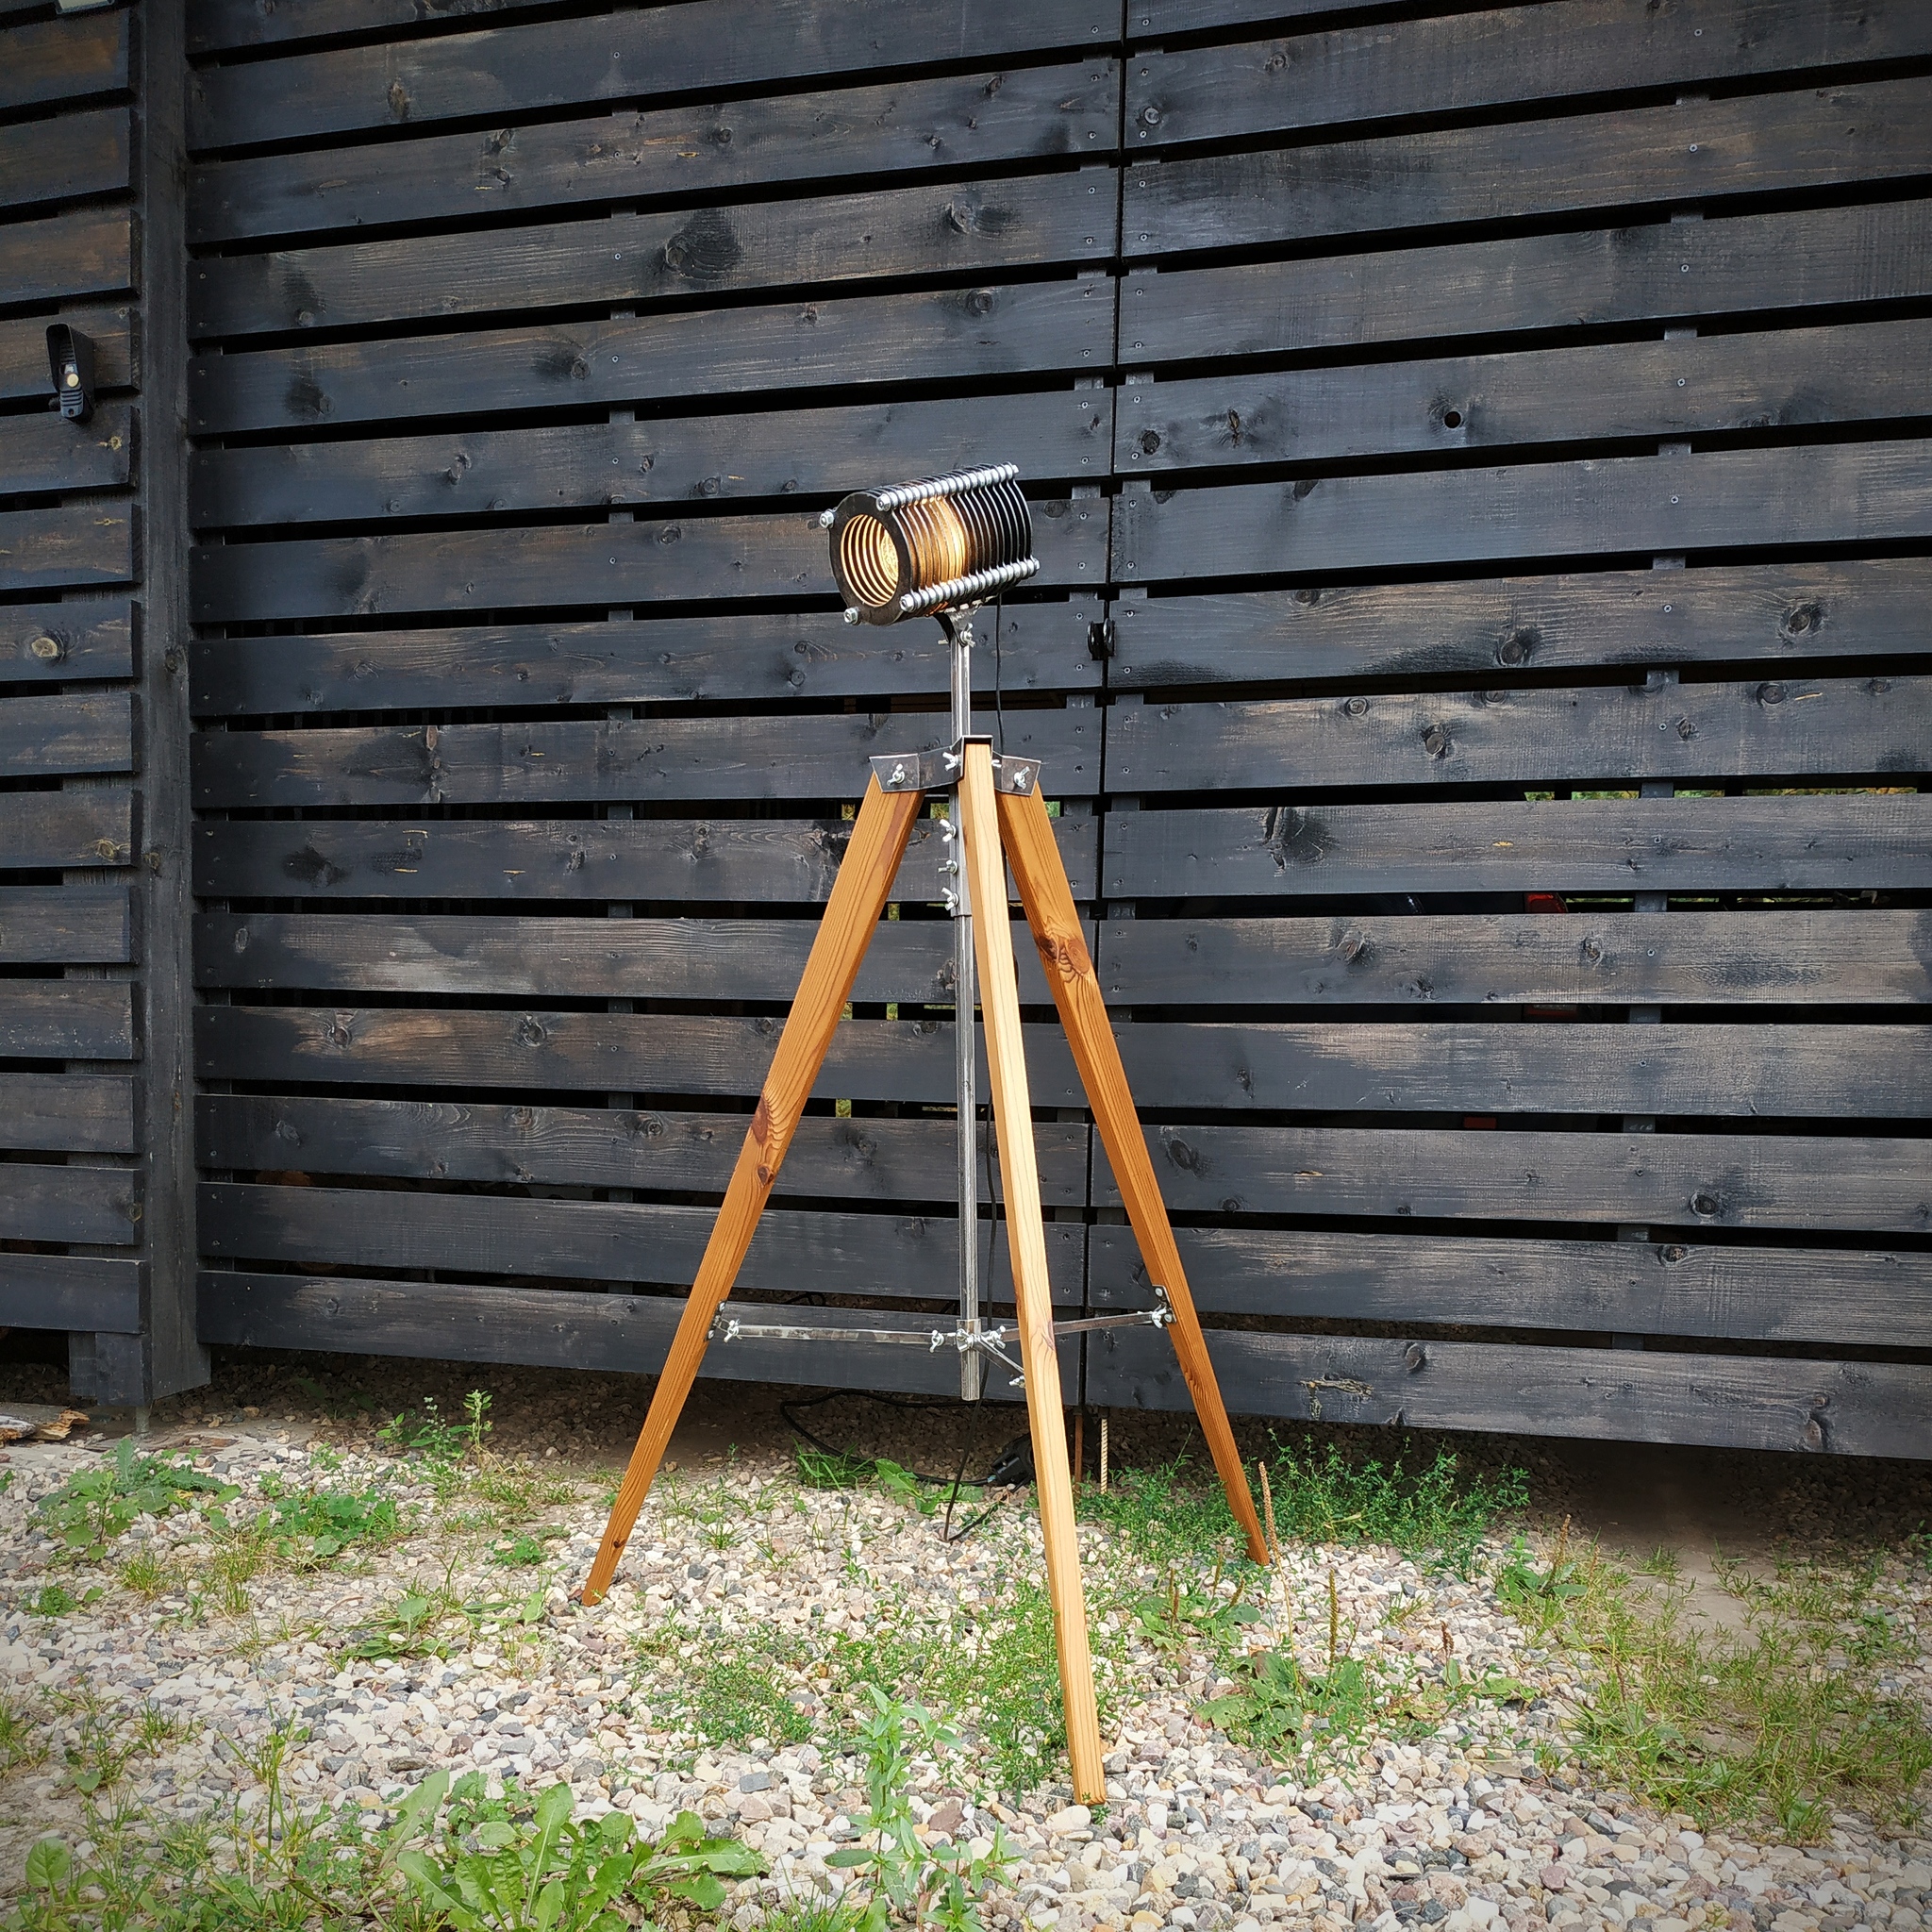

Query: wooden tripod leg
left=958, top=743, right=1106, bottom=1806
left=582, top=777, right=924, bottom=1605
left=997, top=784, right=1271, bottom=1568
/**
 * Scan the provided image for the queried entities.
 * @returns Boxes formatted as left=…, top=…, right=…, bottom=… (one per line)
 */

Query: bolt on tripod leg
left=582, top=777, right=925, bottom=1606
left=958, top=741, right=1106, bottom=1806
left=996, top=783, right=1270, bottom=1568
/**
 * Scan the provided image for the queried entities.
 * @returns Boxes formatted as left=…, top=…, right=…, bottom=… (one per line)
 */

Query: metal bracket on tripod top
left=870, top=740, right=1038, bottom=797
left=707, top=1286, right=1174, bottom=1391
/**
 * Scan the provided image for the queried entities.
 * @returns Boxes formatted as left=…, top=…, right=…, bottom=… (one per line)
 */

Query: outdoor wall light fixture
left=821, top=461, right=1039, bottom=624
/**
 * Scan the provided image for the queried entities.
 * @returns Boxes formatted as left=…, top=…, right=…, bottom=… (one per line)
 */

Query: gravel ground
left=0, top=1352, right=1927, bottom=1932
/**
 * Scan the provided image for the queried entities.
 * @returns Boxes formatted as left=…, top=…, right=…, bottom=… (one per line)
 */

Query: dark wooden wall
left=177, top=0, right=1931, bottom=1454
left=1, top=0, right=201, bottom=1406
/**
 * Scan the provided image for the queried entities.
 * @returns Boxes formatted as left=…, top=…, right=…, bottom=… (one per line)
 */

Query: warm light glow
left=900, top=496, right=969, bottom=592
left=838, top=513, right=901, bottom=609
left=825, top=463, right=1039, bottom=625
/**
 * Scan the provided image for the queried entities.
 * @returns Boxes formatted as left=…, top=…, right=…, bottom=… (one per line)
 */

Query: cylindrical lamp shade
left=823, top=463, right=1040, bottom=625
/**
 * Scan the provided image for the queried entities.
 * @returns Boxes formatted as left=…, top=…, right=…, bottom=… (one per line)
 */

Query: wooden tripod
left=581, top=739, right=1269, bottom=1803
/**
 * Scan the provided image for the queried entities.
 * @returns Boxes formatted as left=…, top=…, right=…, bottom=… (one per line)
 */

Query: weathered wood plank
left=189, top=0, right=1119, bottom=147
left=0, top=505, right=134, bottom=593
left=1108, top=565, right=1932, bottom=689
left=191, top=61, right=1119, bottom=243
left=193, top=1007, right=1927, bottom=1117
left=188, top=0, right=548, bottom=55
left=0, top=305, right=133, bottom=404
left=199, top=1181, right=1084, bottom=1304
left=1103, top=794, right=1932, bottom=898
left=0, top=108, right=129, bottom=213
left=1123, top=76, right=1932, bottom=257
left=1090, top=1124, right=1932, bottom=1236
left=195, top=1274, right=1046, bottom=1404
left=1, top=601, right=135, bottom=684
left=0, top=887, right=133, bottom=965
left=0, top=404, right=133, bottom=499
left=0, top=788, right=133, bottom=870
left=0, top=1164, right=138, bottom=1245
left=1098, top=911, right=1932, bottom=1008
left=1108, top=675, right=1929, bottom=792
left=0, top=8, right=129, bottom=112
left=196, top=911, right=1092, bottom=1007
left=192, top=495, right=1105, bottom=624
left=194, top=1004, right=1088, bottom=1107
left=192, top=706, right=1097, bottom=808
left=1123, top=198, right=1932, bottom=363
left=1117, top=320, right=1932, bottom=475
left=1109, top=1024, right=1932, bottom=1118
left=0, top=983, right=134, bottom=1059
left=0, top=209, right=131, bottom=308
left=0, top=1254, right=141, bottom=1334
left=197, top=1094, right=1091, bottom=1205
left=190, top=278, right=1113, bottom=435
left=1112, top=444, right=1932, bottom=584
left=193, top=809, right=1100, bottom=903
left=0, top=1073, right=137, bottom=1154
left=0, top=691, right=136, bottom=779
left=1128, top=0, right=1932, bottom=151
left=1091, top=1228, right=1932, bottom=1347
left=1089, top=1326, right=1932, bottom=1457
left=192, top=391, right=1110, bottom=529
left=193, top=174, right=1112, bottom=336
left=191, top=602, right=1102, bottom=716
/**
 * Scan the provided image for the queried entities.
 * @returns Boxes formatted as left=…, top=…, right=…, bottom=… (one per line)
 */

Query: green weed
left=796, top=1448, right=941, bottom=1518
left=34, top=1439, right=236, bottom=1562
left=379, top=1390, right=494, bottom=1496
left=26, top=1582, right=102, bottom=1618
left=0, top=1694, right=47, bottom=1778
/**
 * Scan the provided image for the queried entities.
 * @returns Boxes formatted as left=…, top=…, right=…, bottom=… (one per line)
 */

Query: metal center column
left=946, top=614, right=982, bottom=1400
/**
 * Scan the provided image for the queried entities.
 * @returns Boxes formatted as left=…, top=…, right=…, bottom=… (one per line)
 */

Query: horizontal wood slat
left=192, top=174, right=1114, bottom=338
left=1091, top=1227, right=1932, bottom=1346
left=0, top=1163, right=139, bottom=1244
left=199, top=1181, right=1084, bottom=1303
left=2, top=601, right=135, bottom=684
left=0, top=404, right=134, bottom=500
left=1108, top=675, right=1929, bottom=793
left=197, top=1093, right=1091, bottom=1206
left=196, top=911, right=1091, bottom=1007
left=1123, top=198, right=1932, bottom=364
left=0, top=983, right=135, bottom=1059
left=1117, top=320, right=1932, bottom=475
left=0, top=506, right=134, bottom=594
left=189, top=0, right=1120, bottom=149
left=1090, top=1124, right=1932, bottom=1236
left=192, top=707, right=1097, bottom=808
left=0, top=107, right=129, bottom=214
left=191, top=602, right=1103, bottom=716
left=190, top=278, right=1114, bottom=435
left=195, top=1004, right=1089, bottom=1107
left=191, top=61, right=1120, bottom=244
left=1112, top=1023, right=1932, bottom=1119
left=1102, top=795, right=1932, bottom=898
left=189, top=0, right=552, bottom=54
left=0, top=690, right=136, bottom=779
left=192, top=1007, right=1929, bottom=1116
left=192, top=810, right=1101, bottom=904
left=1097, top=910, right=1932, bottom=1008
left=0, top=787, right=133, bottom=870
left=1088, top=1327, right=1932, bottom=1457
left=0, top=305, right=133, bottom=404
left=1122, top=76, right=1932, bottom=258
left=0, top=208, right=131, bottom=309
left=0, top=1073, right=137, bottom=1154
left=0, top=886, right=133, bottom=965
left=1108, top=564, right=1932, bottom=689
left=1127, top=0, right=1932, bottom=152
left=191, top=391, right=1111, bottom=530
left=0, top=1254, right=141, bottom=1334
left=0, top=8, right=128, bottom=113
left=1112, top=443, right=1932, bottom=583
left=196, top=1274, right=1045, bottom=1402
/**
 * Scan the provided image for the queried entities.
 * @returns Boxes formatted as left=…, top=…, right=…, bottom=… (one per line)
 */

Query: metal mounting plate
left=870, top=740, right=1040, bottom=796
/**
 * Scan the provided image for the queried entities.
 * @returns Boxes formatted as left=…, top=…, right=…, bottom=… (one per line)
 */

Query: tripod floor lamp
left=581, top=463, right=1268, bottom=1803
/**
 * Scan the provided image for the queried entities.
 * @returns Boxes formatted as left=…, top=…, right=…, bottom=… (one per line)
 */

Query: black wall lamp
left=46, top=325, right=96, bottom=425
